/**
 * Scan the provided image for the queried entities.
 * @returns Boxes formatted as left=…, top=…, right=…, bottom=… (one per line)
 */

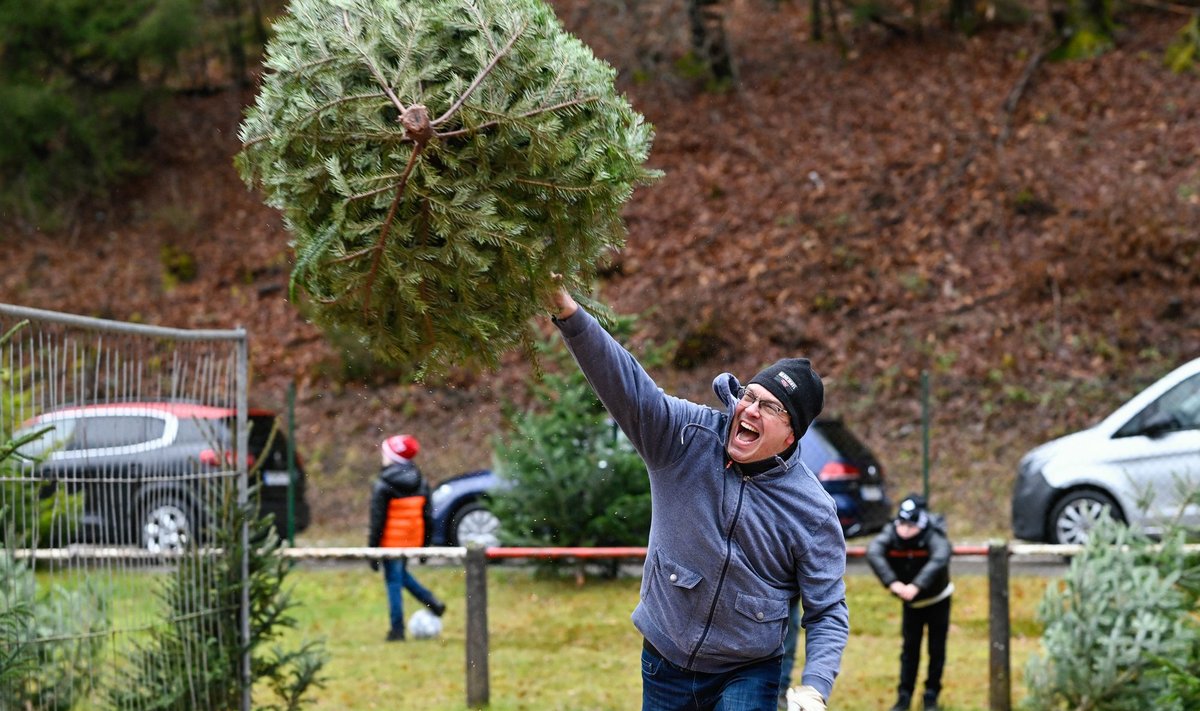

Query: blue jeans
left=382, top=558, right=437, bottom=632
left=642, top=642, right=782, bottom=711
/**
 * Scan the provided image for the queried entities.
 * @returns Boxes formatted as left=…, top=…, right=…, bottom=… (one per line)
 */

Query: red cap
left=382, top=434, right=420, bottom=463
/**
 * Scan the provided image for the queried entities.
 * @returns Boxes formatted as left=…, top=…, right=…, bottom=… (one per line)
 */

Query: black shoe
left=386, top=628, right=405, bottom=642
left=922, top=698, right=940, bottom=711
left=889, top=698, right=911, bottom=711
left=429, top=599, right=446, bottom=617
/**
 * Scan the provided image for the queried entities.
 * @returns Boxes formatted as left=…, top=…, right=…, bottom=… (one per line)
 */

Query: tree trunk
left=686, top=0, right=736, bottom=83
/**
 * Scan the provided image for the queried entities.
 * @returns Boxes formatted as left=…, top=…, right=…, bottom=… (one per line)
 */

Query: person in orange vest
left=368, top=434, right=447, bottom=641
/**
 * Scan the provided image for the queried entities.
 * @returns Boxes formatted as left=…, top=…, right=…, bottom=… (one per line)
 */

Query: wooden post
left=987, top=541, right=1011, bottom=711
left=465, top=545, right=490, bottom=708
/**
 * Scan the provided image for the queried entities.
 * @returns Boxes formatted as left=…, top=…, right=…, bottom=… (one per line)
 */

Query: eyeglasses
left=736, top=387, right=790, bottom=422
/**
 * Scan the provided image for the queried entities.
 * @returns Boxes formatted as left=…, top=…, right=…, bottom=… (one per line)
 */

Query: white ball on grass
left=408, top=609, right=443, bottom=640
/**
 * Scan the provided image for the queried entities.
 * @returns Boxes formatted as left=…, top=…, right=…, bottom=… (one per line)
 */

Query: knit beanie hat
left=748, top=358, right=824, bottom=442
left=382, top=434, right=421, bottom=464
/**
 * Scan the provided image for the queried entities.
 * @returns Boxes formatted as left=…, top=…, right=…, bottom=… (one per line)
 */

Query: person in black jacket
left=866, top=494, right=953, bottom=711
left=367, top=434, right=446, bottom=642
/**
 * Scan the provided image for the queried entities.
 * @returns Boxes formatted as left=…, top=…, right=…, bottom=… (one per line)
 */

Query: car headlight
left=430, top=483, right=452, bottom=507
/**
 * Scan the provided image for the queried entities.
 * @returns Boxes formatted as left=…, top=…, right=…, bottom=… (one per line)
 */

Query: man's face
left=727, top=384, right=795, bottom=464
left=895, top=521, right=922, bottom=539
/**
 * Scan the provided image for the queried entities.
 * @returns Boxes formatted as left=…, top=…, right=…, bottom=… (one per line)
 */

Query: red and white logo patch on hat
left=775, top=372, right=798, bottom=392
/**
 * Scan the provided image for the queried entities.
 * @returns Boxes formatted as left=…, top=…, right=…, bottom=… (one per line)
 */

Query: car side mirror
left=1139, top=411, right=1180, bottom=438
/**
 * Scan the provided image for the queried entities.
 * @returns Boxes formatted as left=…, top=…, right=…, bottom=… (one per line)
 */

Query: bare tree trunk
left=948, top=0, right=975, bottom=31
left=824, top=0, right=850, bottom=53
left=221, top=0, right=249, bottom=88
left=686, top=0, right=736, bottom=83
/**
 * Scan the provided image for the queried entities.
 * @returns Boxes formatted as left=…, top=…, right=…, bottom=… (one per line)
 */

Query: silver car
left=1012, top=357, right=1200, bottom=544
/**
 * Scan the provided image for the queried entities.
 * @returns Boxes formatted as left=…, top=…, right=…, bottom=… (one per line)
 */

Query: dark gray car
left=17, top=402, right=311, bottom=552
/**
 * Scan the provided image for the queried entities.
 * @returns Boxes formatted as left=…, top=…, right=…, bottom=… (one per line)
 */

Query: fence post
left=987, top=540, right=1011, bottom=711
left=236, top=329, right=252, bottom=711
left=465, top=545, right=490, bottom=708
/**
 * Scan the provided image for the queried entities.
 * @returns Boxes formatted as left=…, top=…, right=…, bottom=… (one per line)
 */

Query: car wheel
left=139, top=491, right=198, bottom=554
left=1048, top=490, right=1122, bottom=545
left=452, top=501, right=501, bottom=548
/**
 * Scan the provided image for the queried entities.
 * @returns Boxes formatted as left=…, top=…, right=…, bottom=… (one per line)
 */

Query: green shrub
left=0, top=0, right=205, bottom=225
left=1165, top=16, right=1200, bottom=74
left=1049, top=0, right=1118, bottom=61
left=0, top=554, right=111, bottom=709
left=0, top=0, right=281, bottom=226
left=1023, top=509, right=1200, bottom=710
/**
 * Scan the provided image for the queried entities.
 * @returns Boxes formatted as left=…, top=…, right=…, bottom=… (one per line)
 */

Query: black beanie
left=748, top=358, right=824, bottom=442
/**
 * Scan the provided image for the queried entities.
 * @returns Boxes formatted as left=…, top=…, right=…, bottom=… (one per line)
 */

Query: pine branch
left=362, top=143, right=426, bottom=311
left=436, top=96, right=602, bottom=139
left=340, top=9, right=408, bottom=115
left=514, top=178, right=600, bottom=193
left=346, top=174, right=410, bottom=202
left=432, top=19, right=530, bottom=127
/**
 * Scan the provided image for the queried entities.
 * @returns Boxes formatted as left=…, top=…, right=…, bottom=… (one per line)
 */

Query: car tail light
left=199, top=448, right=256, bottom=468
left=818, top=462, right=861, bottom=482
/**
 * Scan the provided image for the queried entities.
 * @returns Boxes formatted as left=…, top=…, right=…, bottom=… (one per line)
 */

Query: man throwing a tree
left=549, top=285, right=848, bottom=711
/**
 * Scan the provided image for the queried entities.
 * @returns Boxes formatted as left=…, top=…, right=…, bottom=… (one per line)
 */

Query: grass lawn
left=280, top=563, right=1049, bottom=711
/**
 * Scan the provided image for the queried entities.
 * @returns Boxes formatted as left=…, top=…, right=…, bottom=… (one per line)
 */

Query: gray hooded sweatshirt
left=555, top=308, right=849, bottom=699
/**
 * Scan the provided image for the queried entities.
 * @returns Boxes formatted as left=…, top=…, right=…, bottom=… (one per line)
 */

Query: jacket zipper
left=686, top=473, right=748, bottom=668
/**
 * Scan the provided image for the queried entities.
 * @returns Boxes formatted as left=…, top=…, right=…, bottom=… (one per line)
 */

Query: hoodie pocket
left=725, top=592, right=791, bottom=659
left=657, top=550, right=702, bottom=590
left=648, top=550, right=704, bottom=649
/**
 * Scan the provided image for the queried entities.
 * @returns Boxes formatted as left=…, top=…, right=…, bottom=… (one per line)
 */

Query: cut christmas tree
left=236, top=0, right=659, bottom=375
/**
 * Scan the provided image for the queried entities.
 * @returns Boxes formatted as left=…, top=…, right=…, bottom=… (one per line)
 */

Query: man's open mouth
left=735, top=421, right=761, bottom=444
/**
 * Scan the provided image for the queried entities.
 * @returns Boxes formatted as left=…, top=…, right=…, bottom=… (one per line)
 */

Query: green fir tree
left=490, top=321, right=655, bottom=562
left=236, top=0, right=659, bottom=376
left=105, top=486, right=327, bottom=710
left=1023, top=508, right=1200, bottom=711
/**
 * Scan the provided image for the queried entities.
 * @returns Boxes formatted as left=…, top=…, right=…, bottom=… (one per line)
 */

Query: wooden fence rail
left=275, top=541, right=1198, bottom=709
left=277, top=542, right=1037, bottom=709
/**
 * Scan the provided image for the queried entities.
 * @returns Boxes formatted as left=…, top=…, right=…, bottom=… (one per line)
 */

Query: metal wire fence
left=0, top=303, right=250, bottom=710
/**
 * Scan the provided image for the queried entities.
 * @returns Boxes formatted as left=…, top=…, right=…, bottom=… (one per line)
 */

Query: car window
left=250, top=415, right=289, bottom=469
left=219, top=415, right=290, bottom=468
left=176, top=415, right=288, bottom=465
left=799, top=426, right=833, bottom=465
left=14, top=418, right=76, bottom=458
left=1116, top=373, right=1200, bottom=436
left=73, top=415, right=166, bottom=450
left=809, top=420, right=876, bottom=462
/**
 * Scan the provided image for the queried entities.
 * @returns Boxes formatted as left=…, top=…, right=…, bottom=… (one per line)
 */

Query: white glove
left=786, top=685, right=827, bottom=711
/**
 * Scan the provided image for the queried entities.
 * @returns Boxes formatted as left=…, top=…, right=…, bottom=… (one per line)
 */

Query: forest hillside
left=1, top=1, right=1197, bottom=542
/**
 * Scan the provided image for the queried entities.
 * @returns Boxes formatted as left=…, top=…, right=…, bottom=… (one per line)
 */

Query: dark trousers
left=898, top=596, right=951, bottom=702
